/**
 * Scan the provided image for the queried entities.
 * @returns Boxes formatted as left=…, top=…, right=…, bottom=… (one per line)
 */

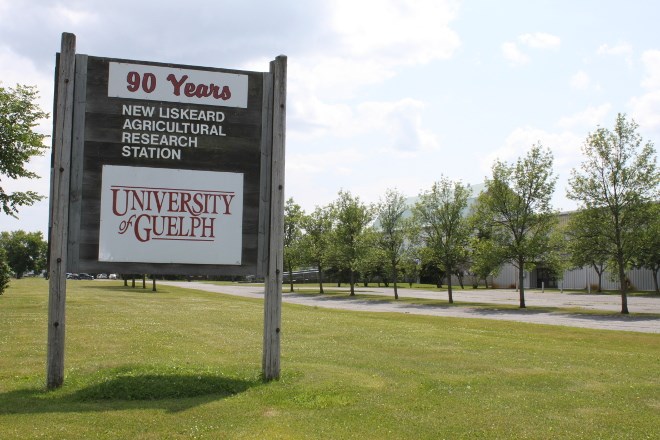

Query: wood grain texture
left=262, top=55, right=286, bottom=381
left=47, top=32, right=76, bottom=389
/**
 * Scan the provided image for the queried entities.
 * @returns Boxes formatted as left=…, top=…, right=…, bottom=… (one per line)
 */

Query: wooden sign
left=48, top=33, right=285, bottom=388
left=67, top=55, right=269, bottom=276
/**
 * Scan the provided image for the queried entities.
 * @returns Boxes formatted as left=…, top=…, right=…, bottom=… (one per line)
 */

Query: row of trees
left=284, top=114, right=658, bottom=314
left=0, top=230, right=48, bottom=293
left=0, top=84, right=49, bottom=294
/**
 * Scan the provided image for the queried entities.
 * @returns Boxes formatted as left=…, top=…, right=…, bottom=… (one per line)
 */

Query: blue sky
left=1, top=0, right=658, bottom=236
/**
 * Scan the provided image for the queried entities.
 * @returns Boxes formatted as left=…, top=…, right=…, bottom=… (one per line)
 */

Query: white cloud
left=502, top=32, right=560, bottom=66
left=640, top=50, right=660, bottom=89
left=518, top=32, right=561, bottom=49
left=329, top=0, right=461, bottom=66
left=629, top=50, right=660, bottom=133
left=288, top=148, right=367, bottom=175
left=629, top=91, right=660, bottom=132
left=597, top=42, right=633, bottom=57
left=51, top=3, right=99, bottom=26
left=558, top=104, right=612, bottom=130
left=570, top=70, right=591, bottom=90
left=289, top=97, right=439, bottom=154
left=289, top=56, right=398, bottom=103
left=501, top=42, right=529, bottom=66
left=289, top=0, right=461, bottom=102
left=0, top=45, right=52, bottom=124
left=479, top=126, right=583, bottom=177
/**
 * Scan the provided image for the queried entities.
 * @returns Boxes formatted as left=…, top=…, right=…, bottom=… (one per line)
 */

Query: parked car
left=109, top=274, right=118, bottom=280
left=96, top=273, right=108, bottom=279
left=66, top=273, right=79, bottom=280
left=78, top=273, right=94, bottom=280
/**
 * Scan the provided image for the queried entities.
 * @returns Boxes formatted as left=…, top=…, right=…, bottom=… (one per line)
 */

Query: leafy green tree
left=300, top=205, right=334, bottom=293
left=0, top=84, right=49, bottom=217
left=0, top=230, right=47, bottom=278
left=468, top=234, right=501, bottom=288
left=634, top=203, right=660, bottom=294
left=568, top=114, right=659, bottom=313
left=330, top=190, right=374, bottom=296
left=0, top=247, right=11, bottom=294
left=399, top=247, right=423, bottom=288
left=284, top=198, right=305, bottom=292
left=564, top=208, right=611, bottom=292
left=356, top=227, right=387, bottom=286
left=412, top=177, right=472, bottom=303
left=375, top=188, right=411, bottom=299
left=472, top=145, right=558, bottom=308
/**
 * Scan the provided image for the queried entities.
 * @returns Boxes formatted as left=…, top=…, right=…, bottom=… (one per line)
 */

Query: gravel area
left=161, top=282, right=660, bottom=334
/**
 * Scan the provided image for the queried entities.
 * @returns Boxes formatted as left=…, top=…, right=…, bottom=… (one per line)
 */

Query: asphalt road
left=161, top=282, right=660, bottom=334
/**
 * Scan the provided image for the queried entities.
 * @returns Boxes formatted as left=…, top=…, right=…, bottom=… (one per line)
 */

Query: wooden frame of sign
left=47, top=33, right=285, bottom=388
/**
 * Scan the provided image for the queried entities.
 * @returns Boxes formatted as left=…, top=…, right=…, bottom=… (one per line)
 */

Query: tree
left=375, top=188, right=411, bottom=299
left=300, top=205, right=334, bottom=293
left=0, top=230, right=48, bottom=278
left=635, top=203, right=660, bottom=294
left=0, top=247, right=11, bottom=294
left=473, top=145, right=558, bottom=308
left=356, top=227, right=387, bottom=286
left=468, top=234, right=501, bottom=288
left=283, top=198, right=305, bottom=292
left=0, top=84, right=49, bottom=217
left=330, top=190, right=373, bottom=296
left=564, top=208, right=611, bottom=292
left=568, top=114, right=659, bottom=313
left=412, top=177, right=472, bottom=303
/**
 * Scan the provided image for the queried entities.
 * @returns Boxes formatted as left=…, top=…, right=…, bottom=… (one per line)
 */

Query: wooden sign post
left=263, top=56, right=286, bottom=380
left=47, top=32, right=285, bottom=388
left=47, top=32, right=76, bottom=389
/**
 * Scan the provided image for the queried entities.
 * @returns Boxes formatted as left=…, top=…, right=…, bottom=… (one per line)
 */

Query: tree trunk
left=447, top=272, right=453, bottom=303
left=614, top=220, right=629, bottom=313
left=317, top=263, right=324, bottom=294
left=349, top=269, right=355, bottom=296
left=591, top=263, right=605, bottom=292
left=518, top=263, right=526, bottom=308
left=288, top=262, right=294, bottom=293
left=653, top=268, right=659, bottom=294
left=617, top=257, right=629, bottom=314
left=392, top=263, right=399, bottom=300
left=457, top=271, right=464, bottom=289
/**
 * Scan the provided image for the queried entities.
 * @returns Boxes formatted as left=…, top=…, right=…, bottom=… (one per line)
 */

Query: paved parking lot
left=162, top=282, right=660, bottom=334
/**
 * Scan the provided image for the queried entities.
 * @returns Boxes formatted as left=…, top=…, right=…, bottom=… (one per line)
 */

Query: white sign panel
left=108, top=62, right=248, bottom=108
left=98, top=165, right=244, bottom=264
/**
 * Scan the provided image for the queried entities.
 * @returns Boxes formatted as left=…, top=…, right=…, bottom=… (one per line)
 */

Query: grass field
left=1, top=278, right=658, bottom=439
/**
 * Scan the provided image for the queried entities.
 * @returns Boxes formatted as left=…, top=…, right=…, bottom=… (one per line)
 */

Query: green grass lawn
left=1, top=278, right=658, bottom=439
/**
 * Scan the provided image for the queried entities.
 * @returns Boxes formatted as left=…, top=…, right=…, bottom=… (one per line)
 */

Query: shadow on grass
left=466, top=306, right=660, bottom=321
left=288, top=291, right=660, bottom=320
left=0, top=369, right=261, bottom=414
left=80, top=284, right=168, bottom=293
